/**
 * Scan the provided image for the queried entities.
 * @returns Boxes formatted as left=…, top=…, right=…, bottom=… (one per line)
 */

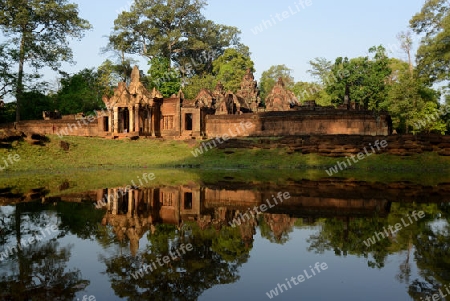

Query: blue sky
left=53, top=0, right=426, bottom=85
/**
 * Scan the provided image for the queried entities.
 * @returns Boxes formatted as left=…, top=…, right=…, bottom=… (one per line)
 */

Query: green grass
left=0, top=135, right=449, bottom=194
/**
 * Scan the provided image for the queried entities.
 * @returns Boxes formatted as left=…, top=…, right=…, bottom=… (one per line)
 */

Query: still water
left=0, top=177, right=449, bottom=301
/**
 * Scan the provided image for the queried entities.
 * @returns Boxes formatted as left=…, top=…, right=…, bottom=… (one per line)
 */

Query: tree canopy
left=410, top=0, right=450, bottom=84
left=212, top=47, right=255, bottom=93
left=109, top=0, right=242, bottom=76
left=326, top=46, right=391, bottom=110
left=0, top=0, right=92, bottom=121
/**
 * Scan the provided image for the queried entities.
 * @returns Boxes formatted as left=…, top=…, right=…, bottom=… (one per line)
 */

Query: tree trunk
left=407, top=50, right=413, bottom=77
left=16, top=30, right=26, bottom=122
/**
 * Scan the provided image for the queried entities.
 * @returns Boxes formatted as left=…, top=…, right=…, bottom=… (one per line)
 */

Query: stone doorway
left=119, top=107, right=130, bottom=133
left=185, top=113, right=193, bottom=131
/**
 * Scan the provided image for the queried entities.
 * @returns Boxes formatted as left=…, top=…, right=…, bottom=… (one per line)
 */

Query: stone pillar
left=135, top=105, right=140, bottom=134
left=129, top=106, right=134, bottom=132
left=113, top=107, right=119, bottom=134
left=149, top=108, right=154, bottom=136
left=108, top=110, right=112, bottom=133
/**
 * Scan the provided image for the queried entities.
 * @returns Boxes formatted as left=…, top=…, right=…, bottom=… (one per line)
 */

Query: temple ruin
left=0, top=65, right=392, bottom=138
left=98, top=65, right=391, bottom=138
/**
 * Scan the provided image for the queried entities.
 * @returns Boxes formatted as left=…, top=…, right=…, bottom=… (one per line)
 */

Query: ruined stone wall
left=205, top=111, right=390, bottom=138
left=1, top=119, right=101, bottom=137
left=215, top=134, right=450, bottom=156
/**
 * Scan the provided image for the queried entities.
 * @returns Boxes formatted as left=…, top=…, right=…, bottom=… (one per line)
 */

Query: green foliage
left=0, top=0, right=92, bottom=121
left=386, top=58, right=410, bottom=84
left=0, top=101, right=16, bottom=123
left=110, top=0, right=242, bottom=78
left=97, top=60, right=122, bottom=97
left=20, top=90, right=54, bottom=120
left=326, top=46, right=391, bottom=110
left=381, top=58, right=444, bottom=134
left=183, top=74, right=217, bottom=100
left=412, top=101, right=448, bottom=134
left=410, top=0, right=450, bottom=85
left=288, top=57, right=335, bottom=106
left=212, top=48, right=254, bottom=92
left=307, top=57, right=333, bottom=85
left=259, top=65, right=294, bottom=101
left=292, top=81, right=332, bottom=106
left=55, top=68, right=105, bottom=115
left=147, top=57, right=181, bottom=97
left=0, top=43, right=15, bottom=99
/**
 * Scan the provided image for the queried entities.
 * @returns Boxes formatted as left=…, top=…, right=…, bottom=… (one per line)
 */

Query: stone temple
left=3, top=65, right=392, bottom=138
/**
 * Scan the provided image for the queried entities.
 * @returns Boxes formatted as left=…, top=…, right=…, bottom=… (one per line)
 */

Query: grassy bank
left=1, top=135, right=450, bottom=171
left=0, top=135, right=449, bottom=193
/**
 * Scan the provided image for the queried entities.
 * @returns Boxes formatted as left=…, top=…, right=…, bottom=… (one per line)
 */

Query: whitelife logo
left=191, top=121, right=255, bottom=157
left=251, top=0, right=313, bottom=35
left=0, top=224, right=58, bottom=261
left=95, top=172, right=155, bottom=208
left=325, top=139, right=388, bottom=176
left=363, top=211, right=425, bottom=247
left=130, top=243, right=193, bottom=280
left=229, top=192, right=291, bottom=227
left=0, top=153, right=20, bottom=171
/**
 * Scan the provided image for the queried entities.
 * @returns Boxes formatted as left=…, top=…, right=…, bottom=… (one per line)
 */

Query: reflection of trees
left=0, top=242, right=87, bottom=300
left=102, top=221, right=250, bottom=300
left=307, top=216, right=391, bottom=268
left=303, top=201, right=450, bottom=301
left=407, top=203, right=450, bottom=300
left=55, top=202, right=105, bottom=239
left=0, top=202, right=89, bottom=300
left=386, top=203, right=434, bottom=286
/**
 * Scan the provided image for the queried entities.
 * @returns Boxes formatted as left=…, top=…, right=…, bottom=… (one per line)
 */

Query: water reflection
left=0, top=205, right=90, bottom=300
left=0, top=180, right=449, bottom=300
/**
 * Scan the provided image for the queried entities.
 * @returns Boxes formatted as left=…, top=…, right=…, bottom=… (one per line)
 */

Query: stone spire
left=128, top=66, right=141, bottom=95
left=236, top=68, right=260, bottom=112
left=265, top=77, right=298, bottom=111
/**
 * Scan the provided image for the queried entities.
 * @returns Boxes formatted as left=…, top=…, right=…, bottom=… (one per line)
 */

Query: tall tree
left=259, top=65, right=294, bottom=101
left=307, top=57, right=333, bottom=85
left=396, top=31, right=414, bottom=76
left=0, top=0, right=92, bottom=121
left=410, top=0, right=450, bottom=84
left=109, top=0, right=242, bottom=74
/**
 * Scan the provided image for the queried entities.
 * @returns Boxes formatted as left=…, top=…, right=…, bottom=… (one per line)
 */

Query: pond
left=0, top=175, right=449, bottom=301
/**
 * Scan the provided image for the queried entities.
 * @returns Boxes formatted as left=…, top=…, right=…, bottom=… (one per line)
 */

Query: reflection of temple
left=94, top=183, right=393, bottom=254
left=97, top=186, right=200, bottom=255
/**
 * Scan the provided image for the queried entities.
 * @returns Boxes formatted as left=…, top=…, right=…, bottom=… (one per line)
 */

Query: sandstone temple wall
left=205, top=111, right=390, bottom=138
left=1, top=119, right=101, bottom=137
